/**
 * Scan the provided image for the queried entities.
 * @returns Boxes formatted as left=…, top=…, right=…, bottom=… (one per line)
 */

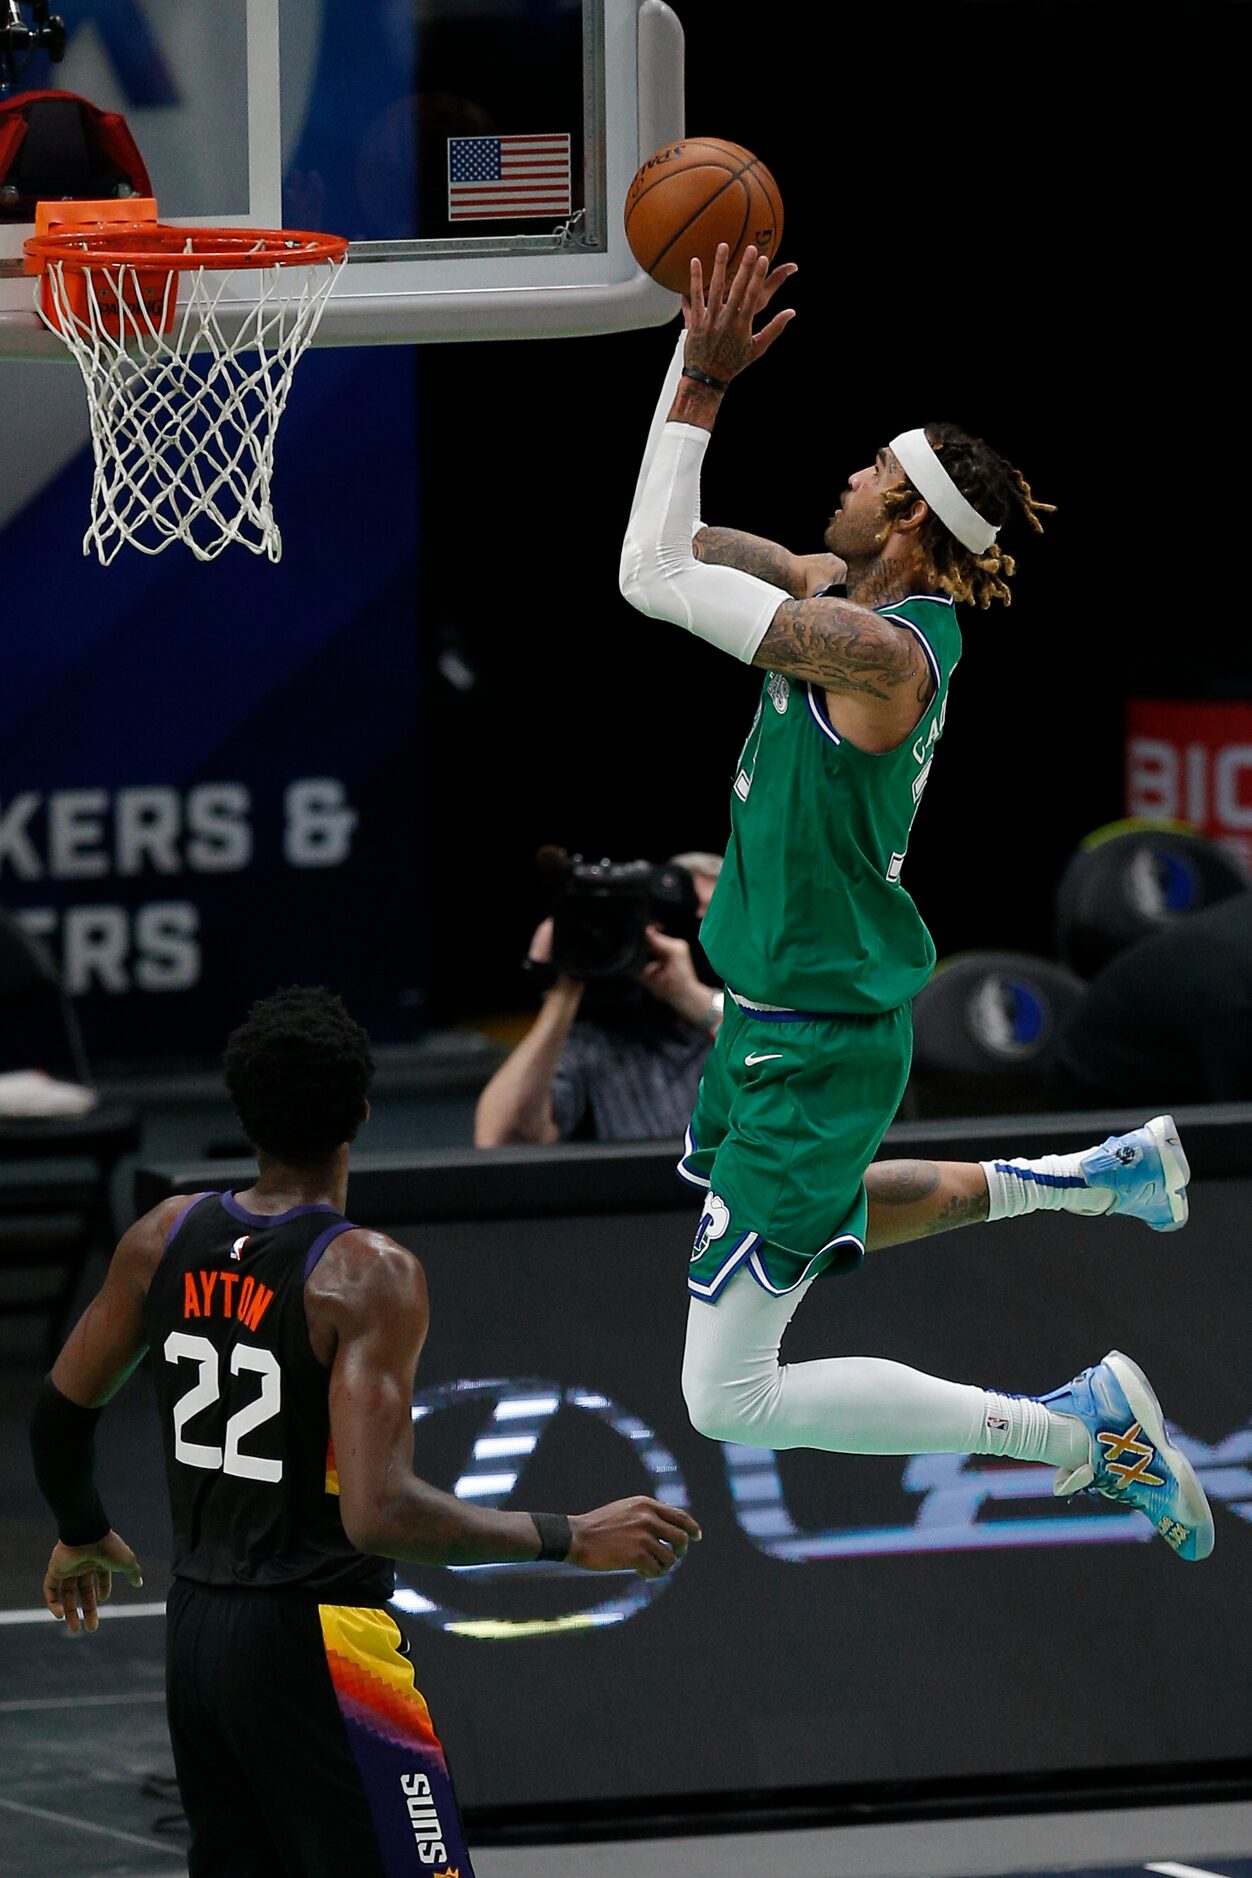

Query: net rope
left=36, top=250, right=345, bottom=563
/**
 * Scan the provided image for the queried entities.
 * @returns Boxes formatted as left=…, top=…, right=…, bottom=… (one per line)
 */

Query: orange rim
left=24, top=225, right=349, bottom=273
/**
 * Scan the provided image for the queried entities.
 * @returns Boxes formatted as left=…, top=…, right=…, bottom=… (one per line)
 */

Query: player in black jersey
left=30, top=986, right=700, bottom=1878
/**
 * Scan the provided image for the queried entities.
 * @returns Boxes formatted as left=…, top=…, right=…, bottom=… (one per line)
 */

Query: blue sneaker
left=1040, top=1350, right=1214, bottom=1560
left=1079, top=1114, right=1190, bottom=1231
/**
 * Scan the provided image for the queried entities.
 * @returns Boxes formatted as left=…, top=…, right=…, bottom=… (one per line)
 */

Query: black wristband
left=29, top=1374, right=111, bottom=1548
left=682, top=364, right=728, bottom=392
left=530, top=1510, right=572, bottom=1562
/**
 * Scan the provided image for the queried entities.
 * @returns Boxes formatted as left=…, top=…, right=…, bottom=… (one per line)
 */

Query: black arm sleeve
left=29, top=1375, right=111, bottom=1546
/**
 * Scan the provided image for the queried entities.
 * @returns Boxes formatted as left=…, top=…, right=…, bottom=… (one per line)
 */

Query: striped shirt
left=551, top=1018, right=712, bottom=1142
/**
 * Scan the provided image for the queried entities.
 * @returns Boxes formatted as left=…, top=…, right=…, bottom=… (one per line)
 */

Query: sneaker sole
left=1143, top=1114, right=1190, bottom=1230
left=1105, top=1349, right=1214, bottom=1560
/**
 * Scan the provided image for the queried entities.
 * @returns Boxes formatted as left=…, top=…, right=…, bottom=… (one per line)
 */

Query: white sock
left=980, top=1151, right=1115, bottom=1221
left=975, top=1391, right=1089, bottom=1469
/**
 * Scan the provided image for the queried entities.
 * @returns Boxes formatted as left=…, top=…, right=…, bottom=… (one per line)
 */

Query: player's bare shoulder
left=755, top=594, right=930, bottom=703
left=118, top=1192, right=202, bottom=1292
left=304, top=1225, right=427, bottom=1363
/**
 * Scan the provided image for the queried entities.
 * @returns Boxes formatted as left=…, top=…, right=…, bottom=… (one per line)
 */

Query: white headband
left=889, top=429, right=999, bottom=555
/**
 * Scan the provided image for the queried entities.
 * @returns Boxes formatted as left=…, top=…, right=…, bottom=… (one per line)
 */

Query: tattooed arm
left=694, top=527, right=846, bottom=601
left=753, top=593, right=929, bottom=697
left=621, top=245, right=920, bottom=694
left=752, top=593, right=935, bottom=747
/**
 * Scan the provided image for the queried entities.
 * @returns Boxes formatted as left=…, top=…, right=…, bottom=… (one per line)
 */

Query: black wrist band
left=29, top=1374, right=111, bottom=1548
left=531, top=1510, right=572, bottom=1562
left=682, top=364, right=728, bottom=392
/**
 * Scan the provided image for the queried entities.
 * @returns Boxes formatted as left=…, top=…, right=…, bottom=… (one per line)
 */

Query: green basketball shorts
left=678, top=991, right=913, bottom=1300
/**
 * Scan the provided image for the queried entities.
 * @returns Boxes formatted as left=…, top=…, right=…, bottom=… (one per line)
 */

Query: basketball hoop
left=23, top=200, right=349, bottom=563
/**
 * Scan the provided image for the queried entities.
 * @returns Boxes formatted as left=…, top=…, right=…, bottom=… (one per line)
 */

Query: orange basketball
left=624, top=137, right=784, bottom=296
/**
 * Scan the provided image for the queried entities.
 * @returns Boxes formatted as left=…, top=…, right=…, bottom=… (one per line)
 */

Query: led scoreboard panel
left=135, top=1126, right=1252, bottom=1819
left=386, top=1164, right=1250, bottom=1814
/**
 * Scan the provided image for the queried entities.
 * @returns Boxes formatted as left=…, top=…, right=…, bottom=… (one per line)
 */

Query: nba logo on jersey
left=231, top=1236, right=248, bottom=1259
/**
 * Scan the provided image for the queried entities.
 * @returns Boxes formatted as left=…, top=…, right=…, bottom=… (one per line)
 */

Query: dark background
left=418, top=0, right=1252, bottom=1029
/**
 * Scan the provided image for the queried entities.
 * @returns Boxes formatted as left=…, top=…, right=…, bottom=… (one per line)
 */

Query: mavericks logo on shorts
left=692, top=1192, right=731, bottom=1262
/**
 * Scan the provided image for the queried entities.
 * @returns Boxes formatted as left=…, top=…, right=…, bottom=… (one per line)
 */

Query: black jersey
left=144, top=1191, right=393, bottom=1603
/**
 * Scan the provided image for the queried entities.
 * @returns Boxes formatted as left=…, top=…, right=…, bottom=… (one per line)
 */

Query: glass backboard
left=0, top=0, right=684, bottom=356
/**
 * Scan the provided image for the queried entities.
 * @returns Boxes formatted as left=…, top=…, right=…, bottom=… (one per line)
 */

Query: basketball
left=624, top=137, right=784, bottom=296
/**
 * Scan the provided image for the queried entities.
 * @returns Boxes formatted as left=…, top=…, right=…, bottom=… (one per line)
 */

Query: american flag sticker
left=447, top=132, right=572, bottom=222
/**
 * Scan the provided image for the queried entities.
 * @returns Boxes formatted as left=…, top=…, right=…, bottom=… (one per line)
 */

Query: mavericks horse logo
left=692, top=1192, right=731, bottom=1261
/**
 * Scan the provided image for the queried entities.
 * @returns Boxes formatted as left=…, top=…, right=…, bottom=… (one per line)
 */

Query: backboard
left=0, top=0, right=685, bottom=357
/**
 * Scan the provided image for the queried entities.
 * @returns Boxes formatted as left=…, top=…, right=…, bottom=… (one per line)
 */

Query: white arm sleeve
left=619, top=421, right=788, bottom=663
left=627, top=328, right=691, bottom=522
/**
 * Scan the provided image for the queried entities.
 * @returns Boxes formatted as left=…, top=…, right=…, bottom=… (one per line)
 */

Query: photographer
left=473, top=851, right=725, bottom=1146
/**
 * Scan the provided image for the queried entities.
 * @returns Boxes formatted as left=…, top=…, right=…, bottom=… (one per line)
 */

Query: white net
left=36, top=251, right=345, bottom=563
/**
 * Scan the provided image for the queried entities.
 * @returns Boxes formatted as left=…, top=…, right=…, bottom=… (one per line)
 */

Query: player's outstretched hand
left=569, top=1496, right=702, bottom=1579
left=43, top=1530, right=144, bottom=1634
left=683, top=241, right=797, bottom=387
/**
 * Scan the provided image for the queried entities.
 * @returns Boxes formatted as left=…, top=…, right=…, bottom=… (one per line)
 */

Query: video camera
left=538, top=846, right=700, bottom=981
left=1, top=5, right=66, bottom=97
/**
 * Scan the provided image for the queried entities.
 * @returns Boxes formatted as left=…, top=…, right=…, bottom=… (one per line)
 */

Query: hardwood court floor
left=2, top=1567, right=1250, bottom=1878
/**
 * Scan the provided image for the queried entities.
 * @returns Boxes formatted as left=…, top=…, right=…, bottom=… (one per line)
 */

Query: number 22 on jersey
left=164, top=1332, right=283, bottom=1483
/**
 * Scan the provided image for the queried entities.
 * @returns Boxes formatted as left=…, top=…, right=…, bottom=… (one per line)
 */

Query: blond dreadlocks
left=884, top=422, right=1055, bottom=608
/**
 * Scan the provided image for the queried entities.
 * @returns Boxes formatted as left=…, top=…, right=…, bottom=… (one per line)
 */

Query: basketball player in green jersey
left=619, top=243, right=1213, bottom=1562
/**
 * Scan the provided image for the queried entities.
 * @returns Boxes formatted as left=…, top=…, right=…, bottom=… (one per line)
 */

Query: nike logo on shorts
left=744, top=1051, right=783, bottom=1066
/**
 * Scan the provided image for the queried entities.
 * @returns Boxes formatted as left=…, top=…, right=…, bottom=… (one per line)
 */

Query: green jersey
left=700, top=593, right=961, bottom=1015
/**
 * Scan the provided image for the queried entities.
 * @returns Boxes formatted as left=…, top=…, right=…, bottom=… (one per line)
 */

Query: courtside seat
left=906, top=951, right=1088, bottom=1119
left=0, top=905, right=142, bottom=1353
left=0, top=1104, right=141, bottom=1358
left=1055, top=824, right=1248, bottom=981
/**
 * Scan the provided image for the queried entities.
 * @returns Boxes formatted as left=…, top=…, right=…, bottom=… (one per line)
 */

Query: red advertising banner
left=1126, top=698, right=1252, bottom=872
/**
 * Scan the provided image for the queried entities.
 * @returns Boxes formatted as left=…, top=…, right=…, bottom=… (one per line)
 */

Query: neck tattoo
left=845, top=561, right=912, bottom=609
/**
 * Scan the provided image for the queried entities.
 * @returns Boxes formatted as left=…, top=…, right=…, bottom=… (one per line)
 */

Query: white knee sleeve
left=682, top=1274, right=811, bottom=1445
left=683, top=1272, right=988, bottom=1455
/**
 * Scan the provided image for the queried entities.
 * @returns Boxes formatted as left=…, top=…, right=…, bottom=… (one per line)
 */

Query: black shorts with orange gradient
left=166, top=1582, right=474, bottom=1878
